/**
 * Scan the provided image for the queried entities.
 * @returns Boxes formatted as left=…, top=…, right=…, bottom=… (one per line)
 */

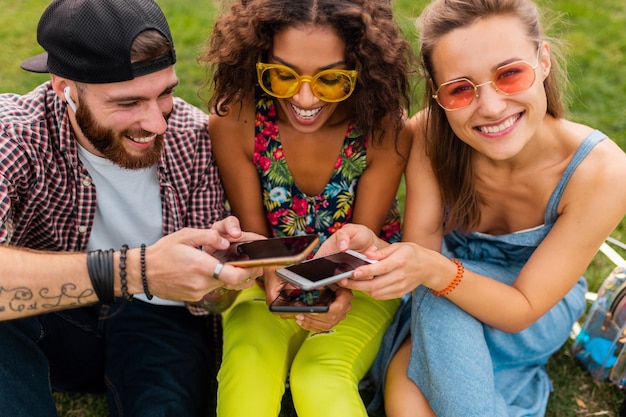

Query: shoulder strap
left=544, top=130, right=607, bottom=224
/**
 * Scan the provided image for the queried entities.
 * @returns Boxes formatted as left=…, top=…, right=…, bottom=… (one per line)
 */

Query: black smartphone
left=269, top=288, right=336, bottom=313
left=275, top=250, right=376, bottom=291
left=212, top=234, right=320, bottom=267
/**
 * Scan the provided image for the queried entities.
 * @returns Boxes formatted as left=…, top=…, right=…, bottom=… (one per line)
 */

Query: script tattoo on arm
left=0, top=284, right=95, bottom=315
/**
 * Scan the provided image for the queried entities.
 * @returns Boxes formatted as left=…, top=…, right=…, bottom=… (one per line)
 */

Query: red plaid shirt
left=0, top=82, right=225, bottom=251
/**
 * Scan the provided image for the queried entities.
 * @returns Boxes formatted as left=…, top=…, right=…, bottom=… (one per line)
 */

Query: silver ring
left=212, top=262, right=225, bottom=279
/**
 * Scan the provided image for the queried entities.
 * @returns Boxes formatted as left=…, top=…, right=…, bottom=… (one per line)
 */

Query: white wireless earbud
left=64, top=86, right=77, bottom=112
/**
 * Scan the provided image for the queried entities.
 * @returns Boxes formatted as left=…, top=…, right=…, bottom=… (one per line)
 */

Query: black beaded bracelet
left=141, top=243, right=153, bottom=300
left=119, top=244, right=133, bottom=302
left=87, top=249, right=115, bottom=304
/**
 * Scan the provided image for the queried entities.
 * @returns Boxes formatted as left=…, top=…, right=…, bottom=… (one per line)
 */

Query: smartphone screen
left=269, top=288, right=336, bottom=313
left=213, top=234, right=319, bottom=267
left=275, top=250, right=376, bottom=291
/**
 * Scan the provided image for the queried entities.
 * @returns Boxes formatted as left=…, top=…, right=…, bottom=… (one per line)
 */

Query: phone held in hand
left=275, top=250, right=377, bottom=291
left=213, top=234, right=320, bottom=268
left=269, top=288, right=336, bottom=313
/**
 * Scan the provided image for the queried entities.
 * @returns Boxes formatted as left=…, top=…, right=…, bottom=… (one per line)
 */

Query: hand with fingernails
left=205, top=216, right=263, bottom=290
left=130, top=216, right=262, bottom=302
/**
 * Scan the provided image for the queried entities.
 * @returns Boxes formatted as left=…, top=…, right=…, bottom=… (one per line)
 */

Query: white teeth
left=128, top=134, right=156, bottom=143
left=479, top=114, right=520, bottom=134
left=290, top=103, right=322, bottom=119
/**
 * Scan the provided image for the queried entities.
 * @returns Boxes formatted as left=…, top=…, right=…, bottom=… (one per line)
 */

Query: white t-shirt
left=78, top=144, right=183, bottom=306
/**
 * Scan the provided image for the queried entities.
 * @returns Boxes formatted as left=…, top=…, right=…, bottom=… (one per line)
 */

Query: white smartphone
left=275, top=249, right=377, bottom=291
left=212, top=234, right=320, bottom=268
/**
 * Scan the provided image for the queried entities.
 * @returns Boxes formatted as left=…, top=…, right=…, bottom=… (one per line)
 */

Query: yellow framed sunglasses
left=256, top=60, right=358, bottom=103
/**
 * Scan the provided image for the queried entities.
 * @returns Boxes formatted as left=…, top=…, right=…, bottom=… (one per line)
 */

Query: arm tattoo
left=0, top=284, right=95, bottom=315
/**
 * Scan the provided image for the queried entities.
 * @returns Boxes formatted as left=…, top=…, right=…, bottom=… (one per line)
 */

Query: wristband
left=87, top=249, right=115, bottom=304
left=119, top=244, right=133, bottom=302
left=141, top=243, right=153, bottom=300
left=430, top=258, right=464, bottom=297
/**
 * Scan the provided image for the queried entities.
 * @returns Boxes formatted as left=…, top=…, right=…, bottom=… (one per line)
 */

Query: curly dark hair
left=199, top=0, right=416, bottom=145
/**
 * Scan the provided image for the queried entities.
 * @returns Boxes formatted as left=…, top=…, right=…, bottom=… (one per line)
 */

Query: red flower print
left=267, top=208, right=291, bottom=226
left=334, top=155, right=342, bottom=169
left=328, top=222, right=345, bottom=234
left=381, top=221, right=401, bottom=238
left=267, top=211, right=281, bottom=226
left=255, top=133, right=269, bottom=151
left=262, top=123, right=279, bottom=139
left=259, top=156, right=272, bottom=171
left=256, top=113, right=267, bottom=128
left=292, top=196, right=308, bottom=217
left=344, top=144, right=355, bottom=158
left=273, top=148, right=284, bottom=160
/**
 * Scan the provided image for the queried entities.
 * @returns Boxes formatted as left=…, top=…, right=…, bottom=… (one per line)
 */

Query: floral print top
left=253, top=94, right=402, bottom=245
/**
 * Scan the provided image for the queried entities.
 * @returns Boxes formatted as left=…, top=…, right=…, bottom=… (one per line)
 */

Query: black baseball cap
left=21, top=0, right=176, bottom=84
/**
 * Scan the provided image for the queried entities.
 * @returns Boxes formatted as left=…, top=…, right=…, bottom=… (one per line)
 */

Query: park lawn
left=2, top=0, right=625, bottom=415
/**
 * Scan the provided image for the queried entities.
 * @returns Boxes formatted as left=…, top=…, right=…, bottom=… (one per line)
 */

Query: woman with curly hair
left=197, top=0, right=415, bottom=415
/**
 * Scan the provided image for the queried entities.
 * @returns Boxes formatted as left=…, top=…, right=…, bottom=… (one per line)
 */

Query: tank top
left=253, top=94, right=402, bottom=244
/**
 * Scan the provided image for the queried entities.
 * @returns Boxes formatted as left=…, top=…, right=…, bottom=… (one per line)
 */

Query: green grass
left=3, top=0, right=626, bottom=415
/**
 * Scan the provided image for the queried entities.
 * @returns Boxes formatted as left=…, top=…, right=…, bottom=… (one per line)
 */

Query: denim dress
left=368, top=130, right=606, bottom=416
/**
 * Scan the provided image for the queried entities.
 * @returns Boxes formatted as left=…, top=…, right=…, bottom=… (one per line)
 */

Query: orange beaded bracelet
left=430, top=258, right=464, bottom=297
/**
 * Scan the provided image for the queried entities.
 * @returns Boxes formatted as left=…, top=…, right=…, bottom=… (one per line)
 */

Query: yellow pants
left=216, top=282, right=400, bottom=417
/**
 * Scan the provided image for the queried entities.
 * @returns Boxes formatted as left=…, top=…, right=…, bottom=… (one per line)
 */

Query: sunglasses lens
left=436, top=61, right=536, bottom=110
left=436, top=79, right=476, bottom=110
left=312, top=71, right=354, bottom=102
left=260, top=66, right=300, bottom=98
left=493, top=61, right=536, bottom=94
left=258, top=63, right=356, bottom=102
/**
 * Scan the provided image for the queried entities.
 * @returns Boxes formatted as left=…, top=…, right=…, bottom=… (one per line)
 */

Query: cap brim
left=21, top=52, right=50, bottom=73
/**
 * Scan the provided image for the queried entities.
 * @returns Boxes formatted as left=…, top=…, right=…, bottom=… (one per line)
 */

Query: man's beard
left=75, top=103, right=166, bottom=170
